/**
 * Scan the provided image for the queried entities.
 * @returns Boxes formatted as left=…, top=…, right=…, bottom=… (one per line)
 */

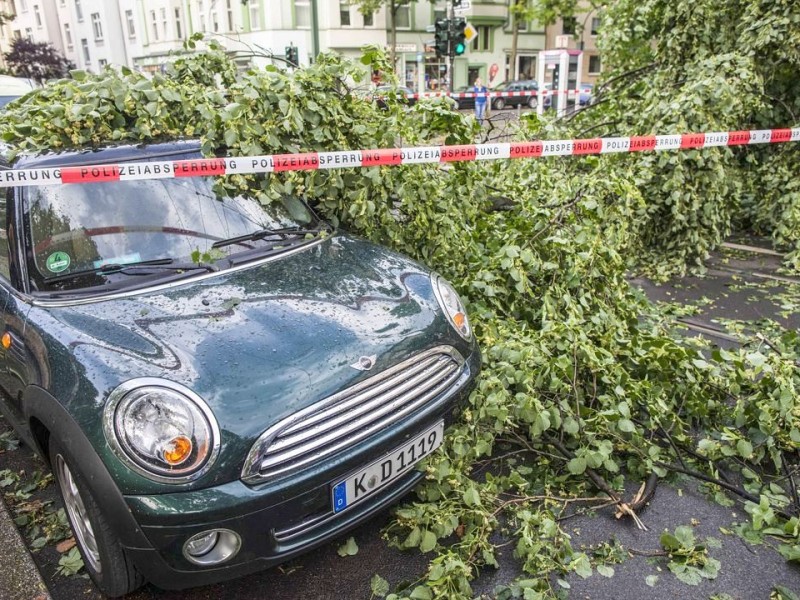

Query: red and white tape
left=398, top=89, right=583, bottom=100
left=2, top=128, right=797, bottom=188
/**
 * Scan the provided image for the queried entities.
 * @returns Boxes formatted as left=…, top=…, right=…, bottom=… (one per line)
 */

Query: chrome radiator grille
left=241, top=346, right=465, bottom=483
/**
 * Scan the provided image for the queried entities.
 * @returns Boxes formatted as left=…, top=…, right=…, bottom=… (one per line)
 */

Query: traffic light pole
left=446, top=0, right=454, bottom=93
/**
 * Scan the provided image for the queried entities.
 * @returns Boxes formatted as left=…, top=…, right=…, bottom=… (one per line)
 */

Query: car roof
left=5, top=139, right=203, bottom=170
left=0, top=75, right=35, bottom=95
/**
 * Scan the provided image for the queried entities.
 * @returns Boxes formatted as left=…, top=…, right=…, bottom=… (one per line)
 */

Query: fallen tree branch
left=547, top=436, right=651, bottom=530
left=655, top=461, right=797, bottom=521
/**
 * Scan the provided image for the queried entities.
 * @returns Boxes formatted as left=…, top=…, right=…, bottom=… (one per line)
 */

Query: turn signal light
left=163, top=436, right=193, bottom=465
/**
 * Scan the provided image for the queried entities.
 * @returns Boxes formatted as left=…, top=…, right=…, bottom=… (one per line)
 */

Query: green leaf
left=596, top=564, right=615, bottom=578
left=419, top=530, right=437, bottom=553
left=463, top=487, right=482, bottom=507
left=572, top=553, right=592, bottom=578
left=224, top=128, right=238, bottom=146
left=370, top=574, right=390, bottom=598
left=337, top=537, right=358, bottom=557
left=567, top=457, right=587, bottom=475
left=409, top=585, right=433, bottom=600
left=618, top=418, right=636, bottom=433
left=736, top=439, right=753, bottom=458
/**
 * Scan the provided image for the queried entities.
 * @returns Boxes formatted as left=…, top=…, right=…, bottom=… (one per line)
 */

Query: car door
left=0, top=187, right=28, bottom=433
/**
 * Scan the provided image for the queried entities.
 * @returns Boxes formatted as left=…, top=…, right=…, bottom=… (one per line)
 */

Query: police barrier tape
left=396, top=89, right=583, bottom=100
left=1, top=128, right=798, bottom=188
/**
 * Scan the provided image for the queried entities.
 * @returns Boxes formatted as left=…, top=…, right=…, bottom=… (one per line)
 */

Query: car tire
left=50, top=439, right=144, bottom=597
left=527, top=96, right=537, bottom=109
left=493, top=98, right=505, bottom=110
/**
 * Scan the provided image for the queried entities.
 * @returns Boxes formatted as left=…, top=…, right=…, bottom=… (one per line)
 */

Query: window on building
left=394, top=5, right=410, bottom=29
left=98, top=58, right=107, bottom=69
left=471, top=25, right=491, bottom=51
left=433, top=0, right=446, bottom=22
left=18, top=0, right=26, bottom=11
left=125, top=9, right=135, bottom=37
left=295, top=0, right=309, bottom=28
left=590, top=15, right=601, bottom=35
left=12, top=30, right=20, bottom=40
left=588, top=54, right=601, bottom=73
left=91, top=12, right=102, bottom=41
left=75, top=0, right=82, bottom=21
left=160, top=7, right=167, bottom=39
left=249, top=0, right=260, bottom=30
left=363, top=11, right=373, bottom=26
left=63, top=23, right=72, bottom=48
left=517, top=55, right=536, bottom=80
left=211, top=9, right=219, bottom=32
left=81, top=37, right=89, bottom=62
left=174, top=8, right=183, bottom=39
left=24, top=26, right=31, bottom=39
left=562, top=16, right=576, bottom=35
left=339, top=0, right=350, bottom=26
left=150, top=9, right=158, bottom=40
left=33, top=4, right=40, bottom=27
left=226, top=0, right=233, bottom=31
left=198, top=0, right=206, bottom=32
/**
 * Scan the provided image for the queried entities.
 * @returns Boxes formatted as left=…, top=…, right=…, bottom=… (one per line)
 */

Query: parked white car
left=0, top=75, right=35, bottom=108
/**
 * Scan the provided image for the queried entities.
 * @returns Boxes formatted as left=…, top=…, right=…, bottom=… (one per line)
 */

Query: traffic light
left=434, top=18, right=449, bottom=58
left=284, top=45, right=299, bottom=66
left=451, top=18, right=467, bottom=56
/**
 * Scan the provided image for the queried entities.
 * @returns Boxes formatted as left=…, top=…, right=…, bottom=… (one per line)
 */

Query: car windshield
left=23, top=173, right=320, bottom=293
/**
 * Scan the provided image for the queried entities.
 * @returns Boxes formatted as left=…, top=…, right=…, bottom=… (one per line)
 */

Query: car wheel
left=493, top=98, right=505, bottom=110
left=50, top=439, right=144, bottom=597
left=527, top=96, right=538, bottom=109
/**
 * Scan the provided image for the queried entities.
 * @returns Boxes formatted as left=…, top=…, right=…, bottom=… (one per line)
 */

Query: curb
left=0, top=494, right=51, bottom=600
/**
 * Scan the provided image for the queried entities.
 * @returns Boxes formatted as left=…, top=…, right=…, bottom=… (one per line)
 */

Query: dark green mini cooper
left=0, top=141, right=480, bottom=596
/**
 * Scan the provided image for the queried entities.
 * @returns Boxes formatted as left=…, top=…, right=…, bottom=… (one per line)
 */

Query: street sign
left=463, top=22, right=478, bottom=44
left=425, top=24, right=436, bottom=33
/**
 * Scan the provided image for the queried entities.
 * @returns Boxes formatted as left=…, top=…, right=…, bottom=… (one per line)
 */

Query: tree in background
left=4, top=38, right=73, bottom=83
left=350, top=0, right=419, bottom=74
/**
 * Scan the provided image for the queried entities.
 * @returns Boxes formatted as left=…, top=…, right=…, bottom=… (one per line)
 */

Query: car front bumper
left=120, top=348, right=480, bottom=590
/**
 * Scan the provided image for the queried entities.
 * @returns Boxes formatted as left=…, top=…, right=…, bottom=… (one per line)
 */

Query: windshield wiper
left=211, top=226, right=330, bottom=250
left=43, top=258, right=218, bottom=284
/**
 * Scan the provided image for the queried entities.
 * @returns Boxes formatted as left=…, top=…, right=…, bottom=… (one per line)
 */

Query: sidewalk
left=0, top=494, right=51, bottom=600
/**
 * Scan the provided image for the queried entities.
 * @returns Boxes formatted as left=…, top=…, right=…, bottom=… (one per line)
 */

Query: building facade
left=0, top=0, right=549, bottom=91
left=544, top=7, right=602, bottom=85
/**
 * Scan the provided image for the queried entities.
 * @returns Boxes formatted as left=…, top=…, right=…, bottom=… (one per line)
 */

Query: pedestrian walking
left=473, top=78, right=488, bottom=124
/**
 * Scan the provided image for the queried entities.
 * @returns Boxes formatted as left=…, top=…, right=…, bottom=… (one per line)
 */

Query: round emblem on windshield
left=45, top=252, right=71, bottom=273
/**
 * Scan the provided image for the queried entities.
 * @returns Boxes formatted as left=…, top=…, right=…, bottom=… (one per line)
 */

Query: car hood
left=32, top=234, right=466, bottom=485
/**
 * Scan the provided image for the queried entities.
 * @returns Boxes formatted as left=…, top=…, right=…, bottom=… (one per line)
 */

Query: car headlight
left=103, top=378, right=220, bottom=484
left=431, top=274, right=472, bottom=340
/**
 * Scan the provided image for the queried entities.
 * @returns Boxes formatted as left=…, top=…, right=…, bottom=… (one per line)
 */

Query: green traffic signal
left=451, top=18, right=467, bottom=56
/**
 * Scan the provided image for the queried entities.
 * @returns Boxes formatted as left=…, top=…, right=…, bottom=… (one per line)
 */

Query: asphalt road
left=2, top=237, right=799, bottom=599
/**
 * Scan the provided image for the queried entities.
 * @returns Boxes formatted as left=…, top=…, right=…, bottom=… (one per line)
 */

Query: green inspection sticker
left=45, top=252, right=71, bottom=273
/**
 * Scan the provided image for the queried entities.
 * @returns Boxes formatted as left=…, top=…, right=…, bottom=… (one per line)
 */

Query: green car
left=0, top=140, right=480, bottom=596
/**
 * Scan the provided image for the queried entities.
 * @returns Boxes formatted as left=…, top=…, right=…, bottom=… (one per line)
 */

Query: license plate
left=331, top=421, right=444, bottom=514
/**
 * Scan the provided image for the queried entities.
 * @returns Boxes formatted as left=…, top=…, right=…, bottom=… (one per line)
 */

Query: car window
left=22, top=172, right=316, bottom=292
